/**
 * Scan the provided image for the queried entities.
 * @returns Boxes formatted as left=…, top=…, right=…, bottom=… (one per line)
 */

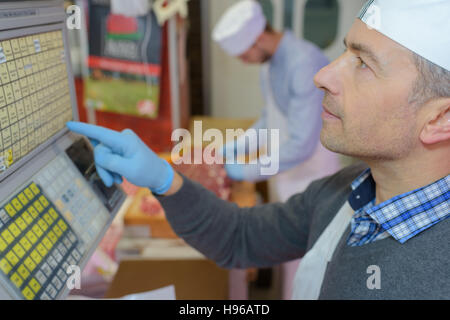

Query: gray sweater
left=157, top=164, right=450, bottom=299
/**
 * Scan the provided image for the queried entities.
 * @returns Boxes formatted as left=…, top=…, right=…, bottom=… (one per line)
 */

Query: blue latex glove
left=66, top=122, right=175, bottom=195
left=224, top=163, right=245, bottom=181
left=88, top=138, right=123, bottom=186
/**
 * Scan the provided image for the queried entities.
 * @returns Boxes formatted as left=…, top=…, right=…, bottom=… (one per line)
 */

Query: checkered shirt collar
left=349, top=168, right=450, bottom=244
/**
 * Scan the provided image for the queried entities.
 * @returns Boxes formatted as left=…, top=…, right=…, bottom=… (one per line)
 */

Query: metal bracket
left=152, top=0, right=189, bottom=25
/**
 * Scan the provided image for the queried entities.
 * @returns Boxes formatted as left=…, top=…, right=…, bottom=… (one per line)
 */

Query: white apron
left=262, top=64, right=342, bottom=299
left=292, top=202, right=354, bottom=299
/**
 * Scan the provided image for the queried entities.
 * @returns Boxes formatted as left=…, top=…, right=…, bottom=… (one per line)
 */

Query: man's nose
left=314, top=56, right=344, bottom=95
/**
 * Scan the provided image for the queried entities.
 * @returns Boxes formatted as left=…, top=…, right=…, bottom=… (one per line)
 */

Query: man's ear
left=420, top=102, right=450, bottom=145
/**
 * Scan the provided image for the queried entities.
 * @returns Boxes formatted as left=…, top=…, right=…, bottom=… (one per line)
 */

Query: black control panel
left=65, top=139, right=124, bottom=212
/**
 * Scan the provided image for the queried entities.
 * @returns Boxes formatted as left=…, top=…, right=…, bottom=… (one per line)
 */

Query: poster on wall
left=86, top=0, right=162, bottom=118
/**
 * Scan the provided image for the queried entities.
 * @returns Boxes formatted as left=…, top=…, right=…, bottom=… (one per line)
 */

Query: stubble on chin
left=320, top=125, right=346, bottom=155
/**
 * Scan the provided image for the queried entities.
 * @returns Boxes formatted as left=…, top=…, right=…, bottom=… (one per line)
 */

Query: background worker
left=213, top=0, right=341, bottom=202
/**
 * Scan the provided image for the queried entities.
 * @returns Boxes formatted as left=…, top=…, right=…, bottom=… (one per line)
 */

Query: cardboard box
left=105, top=259, right=229, bottom=300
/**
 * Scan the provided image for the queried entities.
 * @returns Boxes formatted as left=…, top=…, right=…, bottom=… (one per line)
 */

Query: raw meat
left=172, top=162, right=232, bottom=200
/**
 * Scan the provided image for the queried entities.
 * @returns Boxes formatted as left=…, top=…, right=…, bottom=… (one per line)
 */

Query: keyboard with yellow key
left=0, top=182, right=81, bottom=300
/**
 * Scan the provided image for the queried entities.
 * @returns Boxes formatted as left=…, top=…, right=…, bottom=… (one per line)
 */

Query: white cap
left=212, top=0, right=267, bottom=57
left=358, top=0, right=450, bottom=71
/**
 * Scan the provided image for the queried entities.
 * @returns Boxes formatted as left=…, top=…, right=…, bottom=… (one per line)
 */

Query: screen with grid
left=0, top=30, right=73, bottom=174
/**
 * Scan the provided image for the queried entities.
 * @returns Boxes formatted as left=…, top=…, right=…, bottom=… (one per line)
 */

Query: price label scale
left=0, top=1, right=126, bottom=299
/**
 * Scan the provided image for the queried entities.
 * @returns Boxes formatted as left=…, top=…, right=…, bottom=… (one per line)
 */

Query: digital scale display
left=0, top=30, right=72, bottom=173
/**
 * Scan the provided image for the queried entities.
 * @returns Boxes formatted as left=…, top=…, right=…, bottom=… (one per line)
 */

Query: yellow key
left=5, top=204, right=16, bottom=217
left=22, top=211, right=33, bottom=225
left=19, top=237, right=32, bottom=251
left=10, top=272, right=23, bottom=288
left=29, top=183, right=40, bottom=195
left=6, top=251, right=19, bottom=266
left=1, top=230, right=14, bottom=244
left=11, top=198, right=23, bottom=211
left=18, top=193, right=28, bottom=206
left=12, top=80, right=22, bottom=100
left=15, top=217, right=27, bottom=231
left=36, top=243, right=47, bottom=257
left=24, top=188, right=34, bottom=200
left=47, top=231, right=57, bottom=244
left=42, top=237, right=52, bottom=250
left=4, top=84, right=14, bottom=105
left=43, top=213, right=53, bottom=225
left=28, top=206, right=38, bottom=219
left=22, top=286, right=35, bottom=300
left=30, top=250, right=41, bottom=264
left=11, top=39, right=22, bottom=59
left=26, top=230, right=38, bottom=244
left=32, top=225, right=43, bottom=238
left=29, top=278, right=41, bottom=293
left=57, top=219, right=67, bottom=231
left=0, top=237, right=7, bottom=252
left=18, top=264, right=30, bottom=280
left=39, top=196, right=49, bottom=208
left=33, top=200, right=43, bottom=213
left=8, top=222, right=21, bottom=237
left=38, top=219, right=48, bottom=231
left=0, top=258, right=12, bottom=274
left=48, top=208, right=58, bottom=220
left=52, top=225, right=62, bottom=237
left=13, top=243, right=26, bottom=258
left=24, top=257, right=36, bottom=272
left=2, top=41, right=13, bottom=60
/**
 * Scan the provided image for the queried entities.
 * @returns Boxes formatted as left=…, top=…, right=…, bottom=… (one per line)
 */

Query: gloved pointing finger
left=67, top=121, right=175, bottom=195
left=67, top=121, right=129, bottom=154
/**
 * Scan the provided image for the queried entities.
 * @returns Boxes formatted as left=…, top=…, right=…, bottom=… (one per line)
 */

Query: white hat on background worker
left=359, top=0, right=450, bottom=71
left=212, top=0, right=267, bottom=57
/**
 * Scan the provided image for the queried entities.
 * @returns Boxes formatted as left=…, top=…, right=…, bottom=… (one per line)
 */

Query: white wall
left=209, top=0, right=264, bottom=119
left=208, top=0, right=366, bottom=119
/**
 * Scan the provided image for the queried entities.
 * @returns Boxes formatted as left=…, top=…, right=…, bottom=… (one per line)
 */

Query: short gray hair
left=409, top=54, right=450, bottom=106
